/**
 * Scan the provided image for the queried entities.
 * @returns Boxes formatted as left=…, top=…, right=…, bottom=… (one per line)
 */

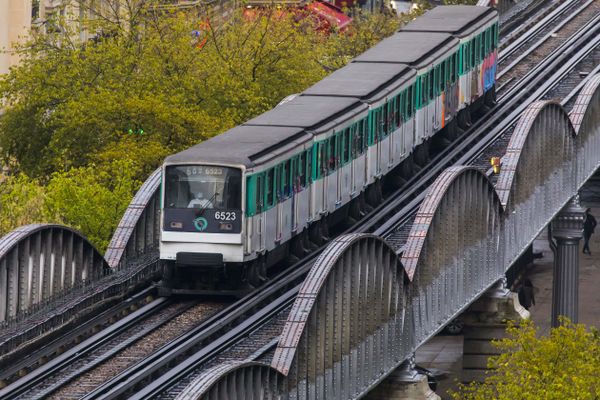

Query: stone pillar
left=550, top=195, right=585, bottom=327
left=461, top=280, right=528, bottom=383
left=365, top=357, right=440, bottom=400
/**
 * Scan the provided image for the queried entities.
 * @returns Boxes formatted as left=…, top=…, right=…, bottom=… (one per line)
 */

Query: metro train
left=159, top=5, right=499, bottom=294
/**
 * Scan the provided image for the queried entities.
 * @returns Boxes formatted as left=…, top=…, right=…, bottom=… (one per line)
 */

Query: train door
left=278, top=160, right=293, bottom=243
left=293, top=151, right=310, bottom=233
left=264, top=168, right=277, bottom=251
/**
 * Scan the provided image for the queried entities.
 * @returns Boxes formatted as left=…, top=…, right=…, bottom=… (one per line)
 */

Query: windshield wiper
left=197, top=192, right=219, bottom=217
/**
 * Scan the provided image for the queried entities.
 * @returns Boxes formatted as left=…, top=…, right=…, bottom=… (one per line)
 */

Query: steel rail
left=499, top=0, right=554, bottom=39
left=0, top=292, right=170, bottom=399
left=82, top=13, right=600, bottom=399
left=497, top=0, right=596, bottom=77
left=92, top=286, right=300, bottom=400
left=0, top=285, right=156, bottom=387
left=499, top=0, right=588, bottom=62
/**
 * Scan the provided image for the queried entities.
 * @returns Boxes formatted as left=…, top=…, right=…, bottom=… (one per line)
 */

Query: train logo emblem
left=193, top=217, right=208, bottom=232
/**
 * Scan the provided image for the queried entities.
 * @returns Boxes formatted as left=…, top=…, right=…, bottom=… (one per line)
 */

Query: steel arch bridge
left=0, top=67, right=599, bottom=397
left=169, top=75, right=600, bottom=399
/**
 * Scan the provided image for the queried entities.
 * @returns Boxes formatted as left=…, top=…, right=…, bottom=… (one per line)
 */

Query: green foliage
left=0, top=0, right=408, bottom=251
left=451, top=319, right=600, bottom=400
left=0, top=174, right=46, bottom=237
left=43, top=159, right=141, bottom=252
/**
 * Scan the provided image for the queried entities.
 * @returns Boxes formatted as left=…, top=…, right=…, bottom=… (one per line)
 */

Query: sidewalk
left=526, top=206, right=600, bottom=333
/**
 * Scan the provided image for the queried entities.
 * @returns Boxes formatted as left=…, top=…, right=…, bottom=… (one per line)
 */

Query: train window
left=453, top=53, right=458, bottom=83
left=355, top=120, right=365, bottom=155
left=342, top=128, right=350, bottom=164
left=265, top=168, right=274, bottom=207
left=383, top=104, right=389, bottom=136
left=480, top=33, right=485, bottom=61
left=395, top=94, right=402, bottom=126
left=319, top=142, right=328, bottom=177
left=328, top=136, right=337, bottom=172
left=495, top=23, right=499, bottom=48
left=485, top=29, right=490, bottom=55
left=256, top=174, right=264, bottom=213
left=459, top=46, right=464, bottom=75
left=466, top=42, right=472, bottom=70
left=306, top=149, right=312, bottom=184
left=165, top=165, right=241, bottom=210
left=282, top=160, right=292, bottom=198
left=406, top=86, right=413, bottom=118
left=429, top=70, right=434, bottom=99
left=297, top=153, right=306, bottom=188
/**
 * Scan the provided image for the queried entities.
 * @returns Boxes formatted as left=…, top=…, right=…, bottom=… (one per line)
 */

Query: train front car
left=160, top=161, right=244, bottom=295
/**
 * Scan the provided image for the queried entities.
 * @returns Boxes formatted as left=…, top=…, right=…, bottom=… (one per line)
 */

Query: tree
left=0, top=174, right=46, bottom=237
left=43, top=159, right=141, bottom=252
left=0, top=0, right=410, bottom=249
left=451, top=319, right=600, bottom=400
left=0, top=1, right=411, bottom=180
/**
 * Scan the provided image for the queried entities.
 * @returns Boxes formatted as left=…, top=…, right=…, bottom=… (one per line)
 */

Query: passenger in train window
left=188, top=192, right=213, bottom=209
left=583, top=208, right=597, bottom=255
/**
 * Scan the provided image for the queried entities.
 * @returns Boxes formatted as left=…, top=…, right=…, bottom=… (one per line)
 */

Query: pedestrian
left=583, top=208, right=597, bottom=255
left=518, top=278, right=535, bottom=310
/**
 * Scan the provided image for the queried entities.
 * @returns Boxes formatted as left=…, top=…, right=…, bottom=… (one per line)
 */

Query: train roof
left=302, top=62, right=415, bottom=102
left=354, top=32, right=459, bottom=69
left=401, top=6, right=497, bottom=38
left=245, top=95, right=366, bottom=133
left=164, top=125, right=310, bottom=168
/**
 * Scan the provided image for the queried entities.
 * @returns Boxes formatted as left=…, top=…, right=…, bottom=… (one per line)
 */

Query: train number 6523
left=214, top=211, right=236, bottom=221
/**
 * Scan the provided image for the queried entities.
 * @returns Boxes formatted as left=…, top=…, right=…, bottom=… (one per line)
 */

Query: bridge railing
left=180, top=75, right=600, bottom=400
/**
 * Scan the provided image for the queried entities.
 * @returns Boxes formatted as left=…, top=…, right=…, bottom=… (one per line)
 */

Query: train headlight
left=220, top=222, right=233, bottom=231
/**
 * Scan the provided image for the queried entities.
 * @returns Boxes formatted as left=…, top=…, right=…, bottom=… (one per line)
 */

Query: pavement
left=415, top=205, right=600, bottom=399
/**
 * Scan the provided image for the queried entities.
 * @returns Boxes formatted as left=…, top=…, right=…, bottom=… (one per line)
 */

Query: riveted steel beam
left=176, top=361, right=284, bottom=400
left=105, top=168, right=161, bottom=269
left=0, top=225, right=108, bottom=323
left=179, top=75, right=600, bottom=400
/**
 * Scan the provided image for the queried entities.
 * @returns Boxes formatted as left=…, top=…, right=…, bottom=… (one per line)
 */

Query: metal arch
left=105, top=168, right=161, bottom=269
left=401, top=166, right=504, bottom=345
left=495, top=101, right=577, bottom=265
left=0, top=224, right=108, bottom=322
left=402, top=166, right=503, bottom=280
left=570, top=74, right=600, bottom=187
left=176, top=361, right=284, bottom=400
left=271, top=233, right=409, bottom=399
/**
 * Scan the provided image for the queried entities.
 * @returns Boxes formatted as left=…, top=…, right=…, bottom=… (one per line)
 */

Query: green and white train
left=160, top=5, right=499, bottom=293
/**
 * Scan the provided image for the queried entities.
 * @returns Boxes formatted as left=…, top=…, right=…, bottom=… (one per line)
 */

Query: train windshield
left=164, top=165, right=241, bottom=210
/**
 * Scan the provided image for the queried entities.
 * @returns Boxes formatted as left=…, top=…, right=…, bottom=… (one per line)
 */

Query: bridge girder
left=0, top=224, right=107, bottom=322
left=185, top=75, right=600, bottom=399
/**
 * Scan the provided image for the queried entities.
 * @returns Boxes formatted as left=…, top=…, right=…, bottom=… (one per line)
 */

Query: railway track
left=498, top=0, right=600, bottom=92
left=73, top=14, right=600, bottom=398
left=0, top=297, right=227, bottom=399
left=2, top=2, right=597, bottom=397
